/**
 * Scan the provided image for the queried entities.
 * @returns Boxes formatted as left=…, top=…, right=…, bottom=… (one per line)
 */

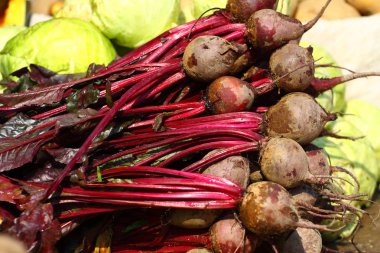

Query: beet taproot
left=210, top=217, right=261, bottom=253
left=264, top=92, right=335, bottom=145
left=183, top=36, right=248, bottom=82
left=206, top=76, right=256, bottom=114
left=269, top=44, right=315, bottom=92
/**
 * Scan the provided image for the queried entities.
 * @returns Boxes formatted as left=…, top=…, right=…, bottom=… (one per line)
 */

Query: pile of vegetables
left=1, top=0, right=380, bottom=252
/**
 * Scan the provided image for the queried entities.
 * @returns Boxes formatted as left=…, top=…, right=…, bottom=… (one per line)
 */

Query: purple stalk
left=94, top=129, right=260, bottom=167
left=183, top=142, right=259, bottom=172
left=119, top=101, right=203, bottom=116
left=83, top=182, right=207, bottom=192
left=157, top=140, right=250, bottom=167
left=44, top=63, right=182, bottom=199
left=122, top=71, right=187, bottom=110
left=60, top=197, right=237, bottom=209
left=132, top=136, right=245, bottom=167
left=311, top=72, right=380, bottom=92
left=91, top=166, right=242, bottom=194
left=163, top=106, right=206, bottom=122
left=61, top=189, right=234, bottom=201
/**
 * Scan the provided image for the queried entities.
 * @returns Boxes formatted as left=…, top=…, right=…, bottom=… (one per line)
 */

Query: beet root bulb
left=210, top=217, right=261, bottom=253
left=239, top=181, right=300, bottom=235
left=259, top=137, right=311, bottom=188
left=206, top=76, right=256, bottom=114
left=183, top=36, right=247, bottom=82
left=265, top=92, right=335, bottom=145
left=280, top=224, right=322, bottom=253
left=269, top=44, right=315, bottom=92
left=246, top=9, right=304, bottom=52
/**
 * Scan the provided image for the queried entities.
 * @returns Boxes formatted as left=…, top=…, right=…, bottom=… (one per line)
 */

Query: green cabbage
left=0, top=26, right=26, bottom=83
left=55, top=0, right=93, bottom=22
left=344, top=100, right=380, bottom=167
left=0, top=18, right=116, bottom=79
left=276, top=0, right=297, bottom=16
left=192, top=0, right=227, bottom=20
left=313, top=100, right=380, bottom=240
left=57, top=0, right=181, bottom=49
left=0, top=26, right=26, bottom=51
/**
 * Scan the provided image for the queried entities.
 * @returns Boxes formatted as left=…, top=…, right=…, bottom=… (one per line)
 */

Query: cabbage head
left=0, top=26, right=26, bottom=51
left=0, top=25, right=26, bottom=82
left=313, top=104, right=380, bottom=240
left=0, top=18, right=116, bottom=79
left=192, top=0, right=227, bottom=20
left=57, top=0, right=180, bottom=49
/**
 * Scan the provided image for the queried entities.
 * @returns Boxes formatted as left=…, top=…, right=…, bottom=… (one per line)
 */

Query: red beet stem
left=84, top=182, right=207, bottom=192
left=44, top=63, right=182, bottom=199
left=163, top=106, right=206, bottom=122
left=92, top=166, right=243, bottom=194
left=311, top=72, right=380, bottom=92
left=95, top=128, right=260, bottom=167
left=62, top=189, right=235, bottom=201
left=183, top=142, right=259, bottom=172
left=157, top=140, right=249, bottom=167
left=131, top=136, right=245, bottom=167
left=119, top=101, right=204, bottom=116
left=62, top=197, right=237, bottom=209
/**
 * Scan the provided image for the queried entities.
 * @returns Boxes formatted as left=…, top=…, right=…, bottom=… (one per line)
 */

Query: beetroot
left=264, top=92, right=336, bottom=145
left=289, top=184, right=321, bottom=219
left=169, top=154, right=250, bottom=229
left=289, top=184, right=319, bottom=208
left=239, top=181, right=341, bottom=236
left=246, top=0, right=331, bottom=51
left=239, top=181, right=300, bottom=235
left=269, top=44, right=315, bottom=92
left=258, top=138, right=354, bottom=190
left=210, top=217, right=261, bottom=253
left=280, top=224, right=323, bottom=253
left=226, top=0, right=277, bottom=22
left=259, top=137, right=311, bottom=188
left=202, top=155, right=251, bottom=189
left=182, top=36, right=248, bottom=82
left=304, top=145, right=331, bottom=185
left=206, top=76, right=256, bottom=114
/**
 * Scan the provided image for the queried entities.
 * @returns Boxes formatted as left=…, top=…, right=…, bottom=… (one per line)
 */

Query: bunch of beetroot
left=0, top=0, right=377, bottom=252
